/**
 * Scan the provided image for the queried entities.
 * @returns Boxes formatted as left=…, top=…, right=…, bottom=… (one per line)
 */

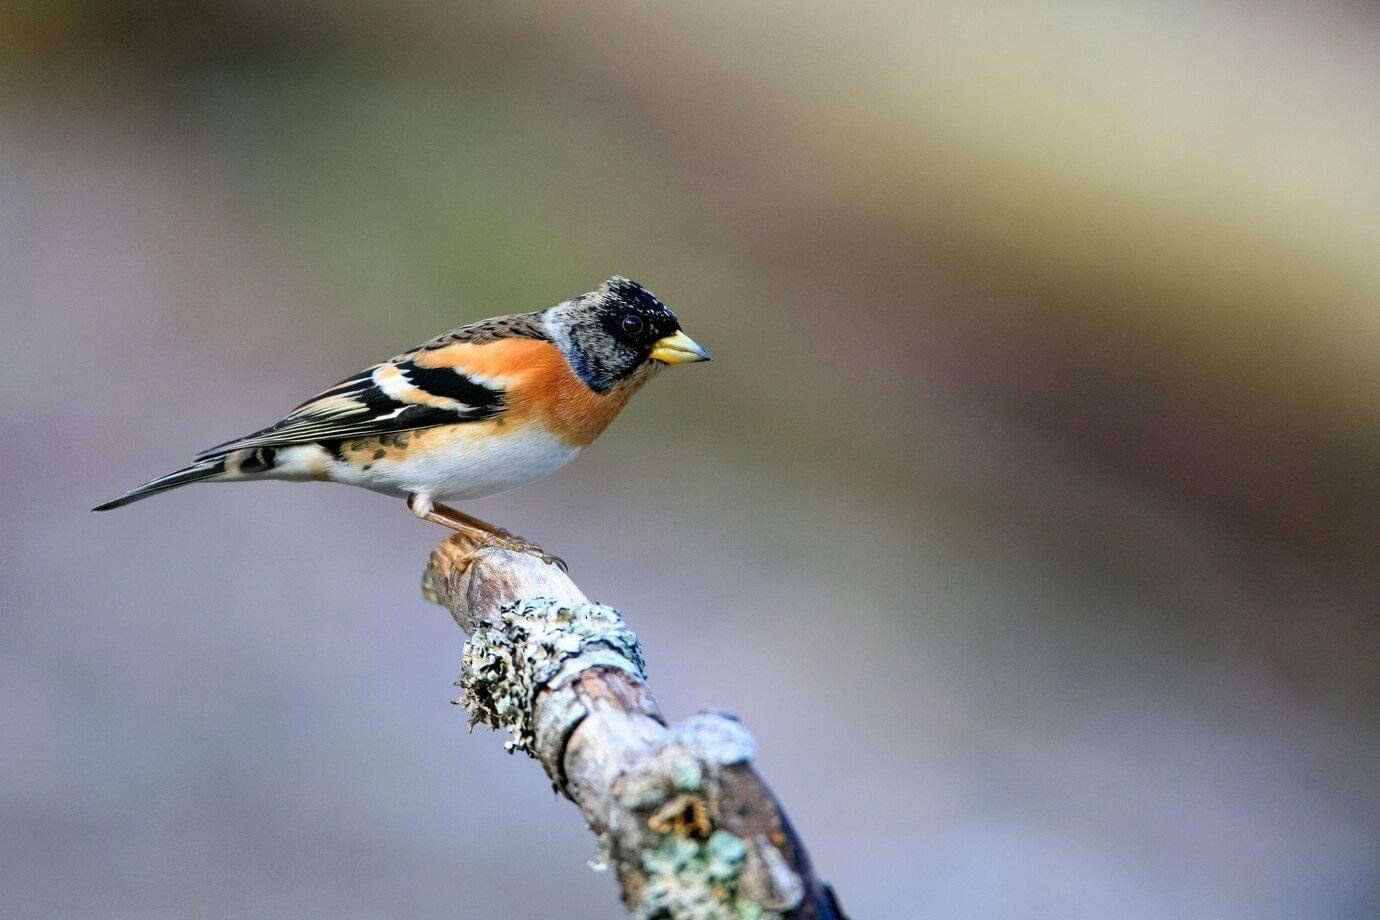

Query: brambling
left=94, top=277, right=709, bottom=559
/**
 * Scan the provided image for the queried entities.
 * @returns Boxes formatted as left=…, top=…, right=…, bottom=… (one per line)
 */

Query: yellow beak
left=649, top=330, right=711, bottom=365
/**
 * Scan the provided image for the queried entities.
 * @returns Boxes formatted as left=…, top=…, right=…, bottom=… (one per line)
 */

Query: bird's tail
left=92, top=456, right=229, bottom=511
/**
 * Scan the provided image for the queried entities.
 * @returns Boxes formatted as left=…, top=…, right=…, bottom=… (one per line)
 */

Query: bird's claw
left=484, top=534, right=567, bottom=572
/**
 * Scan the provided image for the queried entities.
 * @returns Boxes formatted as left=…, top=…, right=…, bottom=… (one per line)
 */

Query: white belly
left=304, top=423, right=581, bottom=501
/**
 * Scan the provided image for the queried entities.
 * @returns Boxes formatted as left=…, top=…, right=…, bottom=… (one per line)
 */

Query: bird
left=93, top=277, right=710, bottom=561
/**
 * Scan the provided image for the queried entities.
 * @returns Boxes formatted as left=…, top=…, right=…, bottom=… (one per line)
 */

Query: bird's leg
left=407, top=494, right=565, bottom=570
left=407, top=493, right=497, bottom=544
left=407, top=494, right=514, bottom=540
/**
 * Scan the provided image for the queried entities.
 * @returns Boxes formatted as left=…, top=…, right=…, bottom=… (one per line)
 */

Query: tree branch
left=422, top=533, right=845, bottom=919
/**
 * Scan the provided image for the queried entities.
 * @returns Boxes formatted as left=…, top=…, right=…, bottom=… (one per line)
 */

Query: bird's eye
left=620, top=314, right=645, bottom=336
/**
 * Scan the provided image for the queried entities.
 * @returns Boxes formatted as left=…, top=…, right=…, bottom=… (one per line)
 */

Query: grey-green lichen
left=460, top=597, right=645, bottom=753
left=637, top=831, right=781, bottom=920
left=616, top=715, right=794, bottom=918
left=618, top=713, right=757, bottom=813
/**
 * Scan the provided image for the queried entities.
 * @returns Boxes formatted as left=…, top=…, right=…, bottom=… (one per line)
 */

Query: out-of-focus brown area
left=2, top=3, right=1377, bottom=918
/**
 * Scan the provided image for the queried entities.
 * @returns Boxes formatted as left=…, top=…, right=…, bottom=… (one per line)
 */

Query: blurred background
left=2, top=2, right=1378, bottom=918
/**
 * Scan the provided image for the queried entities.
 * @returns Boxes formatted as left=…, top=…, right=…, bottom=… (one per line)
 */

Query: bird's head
left=546, top=277, right=710, bottom=392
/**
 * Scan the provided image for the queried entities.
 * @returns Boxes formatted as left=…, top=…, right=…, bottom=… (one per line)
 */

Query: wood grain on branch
left=423, top=533, right=845, bottom=919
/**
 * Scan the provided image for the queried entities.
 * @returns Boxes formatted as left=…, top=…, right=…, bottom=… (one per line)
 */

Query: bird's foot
left=481, top=532, right=567, bottom=572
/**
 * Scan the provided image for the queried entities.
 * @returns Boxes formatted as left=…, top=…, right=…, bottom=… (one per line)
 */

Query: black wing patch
left=195, top=311, right=546, bottom=459
left=196, top=361, right=504, bottom=459
left=394, top=360, right=503, bottom=407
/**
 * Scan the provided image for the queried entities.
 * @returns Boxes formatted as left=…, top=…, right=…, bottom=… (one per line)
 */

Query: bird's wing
left=196, top=313, right=551, bottom=458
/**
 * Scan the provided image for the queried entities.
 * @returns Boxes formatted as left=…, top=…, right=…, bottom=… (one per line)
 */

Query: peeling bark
left=423, top=533, right=845, bottom=919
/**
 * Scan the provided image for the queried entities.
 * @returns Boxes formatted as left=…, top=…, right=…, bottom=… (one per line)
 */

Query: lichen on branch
left=460, top=596, right=646, bottom=753
left=423, top=535, right=845, bottom=919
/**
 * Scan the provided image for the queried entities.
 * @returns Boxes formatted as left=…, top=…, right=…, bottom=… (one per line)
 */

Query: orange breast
left=413, top=338, right=657, bottom=448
